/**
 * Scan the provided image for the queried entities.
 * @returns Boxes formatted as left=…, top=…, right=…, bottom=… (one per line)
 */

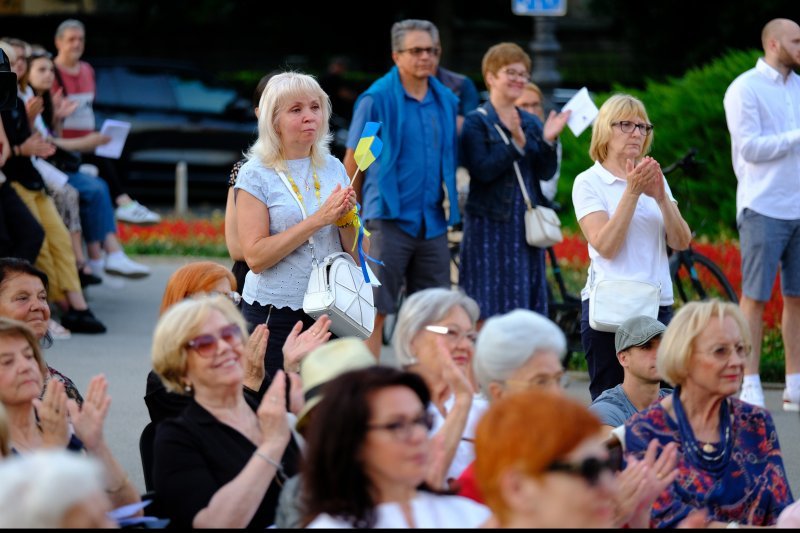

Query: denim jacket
left=461, top=102, right=557, bottom=222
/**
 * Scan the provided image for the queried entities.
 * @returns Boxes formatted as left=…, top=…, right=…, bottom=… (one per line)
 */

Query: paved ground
left=47, top=255, right=800, bottom=497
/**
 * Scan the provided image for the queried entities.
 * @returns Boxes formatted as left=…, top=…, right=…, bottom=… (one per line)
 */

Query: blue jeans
left=66, top=171, right=117, bottom=244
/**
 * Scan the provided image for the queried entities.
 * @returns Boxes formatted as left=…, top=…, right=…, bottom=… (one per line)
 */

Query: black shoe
left=60, top=309, right=107, bottom=334
left=79, top=270, right=103, bottom=287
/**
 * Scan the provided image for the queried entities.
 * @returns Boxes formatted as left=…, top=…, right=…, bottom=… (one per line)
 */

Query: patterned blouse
left=625, top=397, right=793, bottom=527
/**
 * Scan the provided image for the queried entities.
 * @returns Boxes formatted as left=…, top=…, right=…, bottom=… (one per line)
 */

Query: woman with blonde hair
left=0, top=317, right=140, bottom=510
left=151, top=294, right=299, bottom=528
left=572, top=93, right=692, bottom=400
left=236, top=71, right=359, bottom=384
left=625, top=299, right=793, bottom=527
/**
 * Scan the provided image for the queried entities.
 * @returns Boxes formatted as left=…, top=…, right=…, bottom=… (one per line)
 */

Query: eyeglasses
left=611, top=120, right=654, bottom=135
left=367, top=412, right=434, bottom=441
left=547, top=456, right=614, bottom=487
left=397, top=46, right=441, bottom=57
left=210, top=290, right=242, bottom=306
left=185, top=323, right=243, bottom=357
left=500, top=67, right=530, bottom=80
left=424, top=325, right=478, bottom=344
left=504, top=371, right=571, bottom=391
left=696, top=342, right=751, bottom=360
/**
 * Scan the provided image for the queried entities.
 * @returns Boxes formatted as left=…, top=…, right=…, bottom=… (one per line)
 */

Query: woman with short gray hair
left=391, top=287, right=484, bottom=487
left=473, top=308, right=567, bottom=398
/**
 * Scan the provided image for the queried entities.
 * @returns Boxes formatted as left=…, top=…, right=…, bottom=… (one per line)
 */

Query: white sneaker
left=48, top=319, right=71, bottom=340
left=783, top=388, right=800, bottom=412
left=115, top=201, right=161, bottom=225
left=739, top=381, right=766, bottom=408
left=105, top=253, right=151, bottom=279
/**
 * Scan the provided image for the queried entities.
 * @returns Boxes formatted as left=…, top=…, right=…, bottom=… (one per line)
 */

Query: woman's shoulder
left=415, top=491, right=491, bottom=524
left=573, top=162, right=604, bottom=185
left=729, top=397, right=775, bottom=428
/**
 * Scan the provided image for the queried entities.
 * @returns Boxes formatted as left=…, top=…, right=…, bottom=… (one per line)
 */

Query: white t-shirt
left=572, top=161, right=675, bottom=306
left=306, top=491, right=491, bottom=528
left=234, top=155, right=349, bottom=310
left=428, top=394, right=488, bottom=483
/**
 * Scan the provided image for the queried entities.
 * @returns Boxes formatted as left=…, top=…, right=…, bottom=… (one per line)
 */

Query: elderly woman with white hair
left=0, top=450, right=116, bottom=528
left=392, top=287, right=484, bottom=487
left=455, top=309, right=567, bottom=502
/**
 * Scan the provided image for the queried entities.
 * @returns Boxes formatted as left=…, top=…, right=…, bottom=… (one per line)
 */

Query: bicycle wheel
left=670, top=251, right=738, bottom=304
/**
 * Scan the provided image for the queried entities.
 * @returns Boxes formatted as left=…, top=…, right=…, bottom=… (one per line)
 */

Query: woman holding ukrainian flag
left=235, top=71, right=361, bottom=395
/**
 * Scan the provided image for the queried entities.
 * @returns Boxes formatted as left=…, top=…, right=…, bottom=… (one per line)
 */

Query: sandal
left=48, top=319, right=72, bottom=340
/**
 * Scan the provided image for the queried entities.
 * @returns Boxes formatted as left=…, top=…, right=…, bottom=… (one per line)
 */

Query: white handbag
left=277, top=170, right=375, bottom=339
left=479, top=108, right=563, bottom=248
left=588, top=280, right=661, bottom=332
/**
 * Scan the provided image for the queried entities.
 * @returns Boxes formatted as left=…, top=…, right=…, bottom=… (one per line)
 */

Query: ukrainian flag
left=353, top=122, right=383, bottom=172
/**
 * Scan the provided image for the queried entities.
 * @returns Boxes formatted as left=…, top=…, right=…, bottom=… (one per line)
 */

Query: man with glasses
left=724, top=18, right=800, bottom=411
left=589, top=315, right=672, bottom=435
left=344, top=19, right=460, bottom=358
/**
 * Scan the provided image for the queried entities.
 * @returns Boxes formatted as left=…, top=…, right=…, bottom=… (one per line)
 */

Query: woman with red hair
left=474, top=390, right=677, bottom=528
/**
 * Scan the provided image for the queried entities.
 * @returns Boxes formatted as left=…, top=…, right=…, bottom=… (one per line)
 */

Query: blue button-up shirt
left=348, top=89, right=447, bottom=239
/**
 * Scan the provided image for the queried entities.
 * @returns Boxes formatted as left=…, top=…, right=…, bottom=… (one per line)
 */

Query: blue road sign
left=512, top=0, right=567, bottom=16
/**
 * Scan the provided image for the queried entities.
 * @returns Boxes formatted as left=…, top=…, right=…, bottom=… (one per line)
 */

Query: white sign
left=95, top=119, right=131, bottom=159
left=512, top=0, right=567, bottom=16
left=561, top=87, right=598, bottom=137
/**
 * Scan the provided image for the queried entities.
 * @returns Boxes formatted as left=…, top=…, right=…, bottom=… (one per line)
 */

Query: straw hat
left=295, top=338, right=376, bottom=431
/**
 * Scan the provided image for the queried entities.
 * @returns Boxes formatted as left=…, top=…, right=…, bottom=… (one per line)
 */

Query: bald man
left=723, top=18, right=800, bottom=411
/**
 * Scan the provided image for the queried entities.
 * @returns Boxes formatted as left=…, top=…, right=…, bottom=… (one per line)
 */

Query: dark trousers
left=581, top=300, right=673, bottom=400
left=0, top=182, right=44, bottom=262
left=241, top=301, right=317, bottom=398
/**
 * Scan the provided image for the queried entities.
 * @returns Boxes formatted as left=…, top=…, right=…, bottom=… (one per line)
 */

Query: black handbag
left=48, top=147, right=82, bottom=173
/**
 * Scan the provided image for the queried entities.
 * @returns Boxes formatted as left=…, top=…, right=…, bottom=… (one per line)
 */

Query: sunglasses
left=547, top=456, right=615, bottom=486
left=185, top=323, right=243, bottom=357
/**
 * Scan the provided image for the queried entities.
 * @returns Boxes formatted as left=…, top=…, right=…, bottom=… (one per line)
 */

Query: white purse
left=587, top=228, right=663, bottom=332
left=479, top=108, right=563, bottom=248
left=588, top=279, right=661, bottom=333
left=277, top=170, right=375, bottom=339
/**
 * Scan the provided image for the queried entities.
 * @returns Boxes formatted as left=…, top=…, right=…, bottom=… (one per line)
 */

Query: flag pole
left=349, top=167, right=360, bottom=186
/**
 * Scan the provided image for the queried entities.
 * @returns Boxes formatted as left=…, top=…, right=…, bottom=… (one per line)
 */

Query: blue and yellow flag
left=353, top=121, right=383, bottom=172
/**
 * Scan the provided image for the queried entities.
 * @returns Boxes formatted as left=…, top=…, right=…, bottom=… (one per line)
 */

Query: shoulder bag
left=276, top=170, right=375, bottom=339
left=477, top=107, right=563, bottom=248
left=588, top=226, right=662, bottom=332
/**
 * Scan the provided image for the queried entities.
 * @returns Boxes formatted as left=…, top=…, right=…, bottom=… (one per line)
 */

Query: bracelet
left=254, top=450, right=283, bottom=472
left=106, top=475, right=129, bottom=494
left=336, top=207, right=357, bottom=228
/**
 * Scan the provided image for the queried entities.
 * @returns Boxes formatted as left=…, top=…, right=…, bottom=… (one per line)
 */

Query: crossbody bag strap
left=477, top=107, right=533, bottom=211
left=276, top=169, right=318, bottom=264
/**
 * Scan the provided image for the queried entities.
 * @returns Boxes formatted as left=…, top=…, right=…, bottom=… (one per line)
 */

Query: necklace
left=285, top=163, right=320, bottom=207
left=672, top=385, right=733, bottom=473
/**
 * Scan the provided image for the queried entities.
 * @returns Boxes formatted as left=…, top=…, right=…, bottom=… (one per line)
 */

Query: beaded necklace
left=672, top=385, right=733, bottom=474
left=284, top=163, right=321, bottom=207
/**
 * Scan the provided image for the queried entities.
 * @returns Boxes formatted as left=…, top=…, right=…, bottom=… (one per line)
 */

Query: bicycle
left=662, top=148, right=738, bottom=304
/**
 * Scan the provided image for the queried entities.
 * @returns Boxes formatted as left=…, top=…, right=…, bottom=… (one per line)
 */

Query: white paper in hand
left=561, top=87, right=599, bottom=137
left=95, top=119, right=131, bottom=159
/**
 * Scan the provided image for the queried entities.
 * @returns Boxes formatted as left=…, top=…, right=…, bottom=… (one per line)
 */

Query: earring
left=184, top=382, right=193, bottom=394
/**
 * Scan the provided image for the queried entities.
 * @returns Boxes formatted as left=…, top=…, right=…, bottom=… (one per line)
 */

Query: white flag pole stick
left=349, top=167, right=361, bottom=186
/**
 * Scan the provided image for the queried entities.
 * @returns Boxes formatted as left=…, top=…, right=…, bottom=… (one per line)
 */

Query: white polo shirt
left=724, top=58, right=800, bottom=220
left=572, top=161, right=675, bottom=306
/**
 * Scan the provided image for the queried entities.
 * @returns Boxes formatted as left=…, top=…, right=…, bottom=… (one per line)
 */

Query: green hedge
left=554, top=48, right=761, bottom=239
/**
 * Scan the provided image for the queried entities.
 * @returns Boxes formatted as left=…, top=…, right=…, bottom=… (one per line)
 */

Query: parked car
left=91, top=58, right=258, bottom=204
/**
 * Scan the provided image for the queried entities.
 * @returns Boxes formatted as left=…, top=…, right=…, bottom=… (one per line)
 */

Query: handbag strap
left=476, top=107, right=533, bottom=211
left=276, top=169, right=319, bottom=264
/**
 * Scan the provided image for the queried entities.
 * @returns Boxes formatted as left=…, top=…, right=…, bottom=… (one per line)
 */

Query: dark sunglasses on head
left=185, top=323, right=243, bottom=357
left=547, top=456, right=615, bottom=486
